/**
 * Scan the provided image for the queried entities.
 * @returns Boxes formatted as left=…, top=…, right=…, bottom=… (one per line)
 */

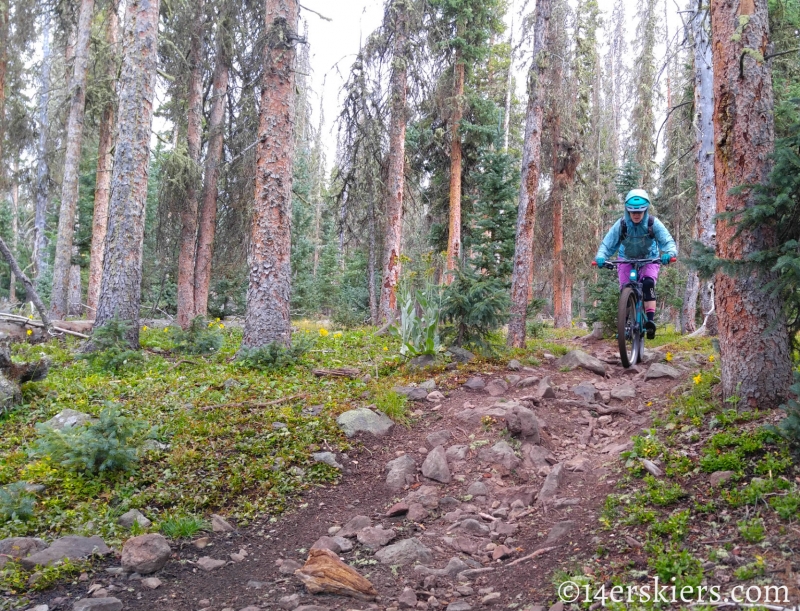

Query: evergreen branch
left=653, top=101, right=693, bottom=156
left=764, top=47, right=800, bottom=61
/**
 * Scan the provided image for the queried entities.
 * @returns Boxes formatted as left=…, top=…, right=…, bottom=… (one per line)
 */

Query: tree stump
left=0, top=343, right=49, bottom=413
left=294, top=548, right=377, bottom=600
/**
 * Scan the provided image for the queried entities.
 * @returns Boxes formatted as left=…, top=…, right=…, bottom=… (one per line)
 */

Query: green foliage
left=769, top=491, right=800, bottom=520
left=771, top=372, right=800, bottom=448
left=235, top=334, right=315, bottom=370
left=585, top=270, right=619, bottom=335
left=0, top=482, right=35, bottom=523
left=30, top=406, right=147, bottom=475
left=639, top=475, right=687, bottom=506
left=0, top=557, right=90, bottom=595
left=734, top=557, right=766, bottom=580
left=391, top=284, right=441, bottom=357
left=374, top=390, right=409, bottom=425
left=614, top=155, right=643, bottom=197
left=80, top=316, right=143, bottom=373
left=737, top=517, right=766, bottom=544
left=648, top=544, right=704, bottom=593
left=440, top=266, right=509, bottom=353
left=650, top=509, right=690, bottom=542
left=170, top=317, right=224, bottom=355
left=160, top=513, right=208, bottom=538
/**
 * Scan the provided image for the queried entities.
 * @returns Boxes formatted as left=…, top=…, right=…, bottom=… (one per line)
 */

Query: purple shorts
left=618, top=263, right=659, bottom=287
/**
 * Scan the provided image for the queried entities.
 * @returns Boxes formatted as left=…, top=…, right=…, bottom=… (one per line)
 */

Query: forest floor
left=3, top=325, right=800, bottom=611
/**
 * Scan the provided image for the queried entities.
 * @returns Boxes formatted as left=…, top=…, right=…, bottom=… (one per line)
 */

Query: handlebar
left=592, top=257, right=677, bottom=270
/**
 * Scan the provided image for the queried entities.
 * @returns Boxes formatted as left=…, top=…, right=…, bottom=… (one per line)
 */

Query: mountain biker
left=594, top=189, right=677, bottom=339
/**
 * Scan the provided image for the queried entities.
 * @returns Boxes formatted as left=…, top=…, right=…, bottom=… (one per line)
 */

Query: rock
left=507, top=359, right=522, bottom=371
left=456, top=586, right=475, bottom=596
left=43, top=409, right=96, bottom=430
left=482, top=593, right=502, bottom=606
left=537, top=463, right=565, bottom=502
left=294, top=548, right=377, bottom=600
left=447, top=603, right=472, bottom=611
left=467, top=481, right=488, bottom=496
left=399, top=586, right=418, bottom=608
left=194, top=537, right=210, bottom=549
left=492, top=545, right=512, bottom=560
left=485, top=380, right=509, bottom=397
left=386, top=502, right=410, bottom=516
left=385, top=455, right=417, bottom=490
left=459, top=519, right=490, bottom=536
left=504, top=404, right=540, bottom=443
left=571, top=381, right=601, bottom=402
left=492, top=521, right=518, bottom=536
left=141, top=577, right=162, bottom=590
left=339, top=515, right=372, bottom=538
left=312, top=536, right=353, bottom=554
left=120, top=534, right=171, bottom=575
left=710, top=471, right=735, bottom=487
left=357, top=526, right=396, bottom=550
left=427, top=430, right=453, bottom=448
left=506, top=375, right=522, bottom=386
left=421, top=446, right=451, bottom=483
left=517, top=376, right=540, bottom=388
left=375, top=538, right=433, bottom=566
left=565, top=455, right=591, bottom=472
left=535, top=377, right=556, bottom=400
left=407, top=503, right=429, bottom=522
left=426, top=391, right=446, bottom=403
left=495, top=485, right=538, bottom=507
left=640, top=349, right=663, bottom=364
left=602, top=440, right=633, bottom=455
left=640, top=459, right=663, bottom=477
left=29, top=606, right=48, bottom=611
left=312, top=452, right=343, bottom=470
left=478, top=441, right=520, bottom=471
left=420, top=379, right=437, bottom=391
left=644, top=363, right=681, bottom=380
left=0, top=537, right=47, bottom=568
left=278, top=594, right=301, bottom=610
left=543, top=520, right=575, bottom=545
left=394, top=386, right=430, bottom=401
left=337, top=408, right=395, bottom=438
left=72, top=599, right=123, bottom=611
left=441, top=536, right=482, bottom=556
left=556, top=351, right=607, bottom=376
left=521, top=444, right=554, bottom=471
left=414, top=557, right=470, bottom=578
left=610, top=384, right=636, bottom=401
left=278, top=559, right=302, bottom=574
left=552, top=498, right=581, bottom=509
left=21, top=536, right=110, bottom=570
left=446, top=445, right=468, bottom=461
left=409, top=355, right=437, bottom=369
left=464, top=377, right=486, bottom=390
left=447, top=347, right=475, bottom=363
left=211, top=514, right=235, bottom=532
left=117, top=509, right=151, bottom=530
left=407, top=485, right=441, bottom=508
left=294, top=607, right=330, bottom=611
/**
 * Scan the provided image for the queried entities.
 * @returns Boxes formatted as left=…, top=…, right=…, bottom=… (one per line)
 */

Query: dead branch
left=0, top=313, right=90, bottom=339
left=201, top=393, right=305, bottom=411
left=0, top=236, right=51, bottom=328
left=312, top=367, right=360, bottom=379
left=506, top=545, right=557, bottom=567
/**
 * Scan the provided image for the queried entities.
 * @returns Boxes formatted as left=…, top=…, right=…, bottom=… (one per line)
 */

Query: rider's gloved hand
left=660, top=253, right=672, bottom=265
left=595, top=256, right=606, bottom=268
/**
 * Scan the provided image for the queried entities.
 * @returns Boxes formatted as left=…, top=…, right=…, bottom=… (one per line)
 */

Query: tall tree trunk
left=378, top=0, right=408, bottom=322
left=711, top=0, right=792, bottom=406
left=9, top=158, right=18, bottom=302
left=503, top=2, right=514, bottom=151
left=193, top=19, right=230, bottom=318
left=551, top=141, right=580, bottom=329
left=692, top=0, right=717, bottom=336
left=34, top=12, right=53, bottom=280
left=368, top=200, right=378, bottom=325
left=94, top=0, right=161, bottom=348
left=0, top=0, right=7, bottom=207
left=507, top=0, right=552, bottom=347
left=50, top=0, right=96, bottom=320
left=176, top=2, right=205, bottom=328
left=682, top=268, right=699, bottom=333
left=241, top=0, right=299, bottom=349
left=87, top=2, right=119, bottom=317
left=445, top=49, right=465, bottom=283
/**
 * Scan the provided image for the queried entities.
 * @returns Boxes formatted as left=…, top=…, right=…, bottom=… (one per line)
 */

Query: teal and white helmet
left=625, top=189, right=651, bottom=211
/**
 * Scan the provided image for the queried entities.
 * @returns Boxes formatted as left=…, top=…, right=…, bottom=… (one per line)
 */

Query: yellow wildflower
left=319, top=328, right=329, bottom=337
left=26, top=329, right=33, bottom=336
left=142, top=325, right=148, bottom=331
left=646, top=401, right=653, bottom=407
left=665, top=352, right=673, bottom=362
left=333, top=331, right=342, bottom=338
left=708, top=355, right=715, bottom=363
left=383, top=346, right=389, bottom=351
left=215, top=317, right=221, bottom=322
left=208, top=322, right=214, bottom=328
left=163, top=327, right=169, bottom=332
left=693, top=374, right=702, bottom=385
left=218, top=323, right=225, bottom=329
left=28, top=315, right=33, bottom=320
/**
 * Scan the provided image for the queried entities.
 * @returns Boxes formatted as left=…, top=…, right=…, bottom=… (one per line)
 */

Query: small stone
left=463, top=377, right=486, bottom=390
left=459, top=519, right=490, bottom=536
left=640, top=459, right=663, bottom=477
left=644, top=363, right=681, bottom=380
left=120, top=534, right=170, bottom=575
left=386, top=455, right=418, bottom=490
left=422, top=446, right=451, bottom=483
left=447, top=347, right=475, bottom=363
left=197, top=556, right=226, bottom=571
left=536, top=377, right=556, bottom=400
left=507, top=360, right=522, bottom=371
left=311, top=535, right=351, bottom=553
left=90, top=588, right=109, bottom=598
left=279, top=594, right=301, bottom=610
left=42, top=409, right=96, bottom=431
left=456, top=586, right=475, bottom=596
left=141, top=577, right=162, bottom=590
left=710, top=470, right=735, bottom=486
left=339, top=515, right=372, bottom=538
left=230, top=550, right=247, bottom=562
left=374, top=538, right=434, bottom=566
left=386, top=502, right=410, bottom=516
left=518, top=376, right=539, bottom=388
left=395, top=386, right=430, bottom=401
left=467, top=481, right=488, bottom=496
left=407, top=503, right=429, bottom=522
left=312, top=452, right=344, bottom=470
left=484, top=380, right=509, bottom=397
left=538, top=463, right=565, bottom=502
left=482, top=593, right=502, bottom=606
left=446, top=445, right=468, bottom=461
left=399, top=587, right=418, bottom=609
left=72, top=599, right=123, bottom=611
left=337, top=407, right=396, bottom=437
left=194, top=537, right=210, bottom=549
left=556, top=350, right=607, bottom=376
left=506, top=375, right=522, bottom=386
left=571, top=382, right=600, bottom=402
left=491, top=545, right=512, bottom=560
left=211, top=514, right=235, bottom=532
left=447, top=604, right=472, bottom=611
left=278, top=559, right=302, bottom=574
left=543, top=521, right=575, bottom=545
left=427, top=430, right=453, bottom=448
left=610, top=384, right=636, bottom=400
left=327, top=525, right=341, bottom=535
left=117, top=509, right=152, bottom=530
left=357, top=526, right=396, bottom=550
left=427, top=391, right=446, bottom=402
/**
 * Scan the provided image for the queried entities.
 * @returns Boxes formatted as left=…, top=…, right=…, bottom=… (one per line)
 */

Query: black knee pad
left=642, top=277, right=656, bottom=301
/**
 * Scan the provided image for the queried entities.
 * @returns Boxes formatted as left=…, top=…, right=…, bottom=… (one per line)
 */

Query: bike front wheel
left=617, top=287, right=640, bottom=368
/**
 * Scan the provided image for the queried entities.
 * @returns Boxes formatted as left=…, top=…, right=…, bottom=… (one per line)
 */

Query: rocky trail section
left=12, top=345, right=697, bottom=611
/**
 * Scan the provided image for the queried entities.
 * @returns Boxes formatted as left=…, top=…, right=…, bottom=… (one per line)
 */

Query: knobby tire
left=618, top=286, right=639, bottom=368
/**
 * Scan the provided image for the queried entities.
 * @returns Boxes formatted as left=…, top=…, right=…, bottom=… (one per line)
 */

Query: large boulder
left=556, top=351, right=607, bottom=376
left=644, top=363, right=681, bottom=380
left=478, top=441, right=520, bottom=471
left=447, top=347, right=475, bottom=363
left=120, top=534, right=171, bottom=575
left=336, top=408, right=395, bottom=438
left=0, top=537, right=47, bottom=569
left=20, top=536, right=110, bottom=569
left=42, top=409, right=96, bottom=431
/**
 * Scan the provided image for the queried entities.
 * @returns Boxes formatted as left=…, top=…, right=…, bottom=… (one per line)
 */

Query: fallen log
left=0, top=314, right=91, bottom=339
left=0, top=236, right=51, bottom=328
left=312, top=367, right=360, bottom=379
left=294, top=548, right=377, bottom=601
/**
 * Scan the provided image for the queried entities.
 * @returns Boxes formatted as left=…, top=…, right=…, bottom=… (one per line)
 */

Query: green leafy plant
left=0, top=482, right=35, bottom=523
left=159, top=513, right=209, bottom=538
left=648, top=543, right=704, bottom=594
left=734, top=557, right=766, bottom=580
left=236, top=334, right=315, bottom=370
left=770, top=372, right=800, bottom=448
left=650, top=509, right=690, bottom=541
left=391, top=284, right=441, bottom=357
left=737, top=517, right=766, bottom=544
left=80, top=316, right=143, bottom=373
left=374, top=390, right=409, bottom=424
left=30, top=405, right=147, bottom=474
left=769, top=492, right=800, bottom=520
left=170, top=317, right=223, bottom=355
left=639, top=475, right=687, bottom=506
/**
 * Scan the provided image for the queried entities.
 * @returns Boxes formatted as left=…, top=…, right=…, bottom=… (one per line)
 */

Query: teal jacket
left=596, top=211, right=677, bottom=261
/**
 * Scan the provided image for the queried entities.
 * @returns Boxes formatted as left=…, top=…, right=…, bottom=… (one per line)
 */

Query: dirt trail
left=27, top=339, right=697, bottom=611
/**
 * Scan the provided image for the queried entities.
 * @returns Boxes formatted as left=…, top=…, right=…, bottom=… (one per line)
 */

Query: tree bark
left=87, top=2, right=119, bottom=317
left=445, top=49, right=465, bottom=283
left=682, top=269, right=699, bottom=333
left=94, top=0, right=161, bottom=348
left=34, top=12, right=52, bottom=280
left=193, top=18, right=230, bottom=318
left=0, top=236, right=51, bottom=327
left=0, top=0, right=7, bottom=209
left=177, top=1, right=206, bottom=328
left=241, top=0, right=299, bottom=349
left=507, top=0, right=552, bottom=348
left=378, top=0, right=408, bottom=322
left=9, top=158, right=18, bottom=302
left=711, top=0, right=792, bottom=407
left=691, top=0, right=718, bottom=336
left=368, top=200, right=378, bottom=325
left=551, top=140, right=580, bottom=329
left=50, top=0, right=96, bottom=320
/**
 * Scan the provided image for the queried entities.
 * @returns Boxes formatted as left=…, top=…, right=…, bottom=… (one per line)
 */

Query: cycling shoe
left=644, top=321, right=656, bottom=340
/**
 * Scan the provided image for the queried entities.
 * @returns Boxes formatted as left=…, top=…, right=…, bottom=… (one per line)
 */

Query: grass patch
left=374, top=390, right=410, bottom=425
left=160, top=513, right=209, bottom=538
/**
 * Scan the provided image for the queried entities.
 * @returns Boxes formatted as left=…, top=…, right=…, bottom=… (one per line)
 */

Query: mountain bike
left=592, top=257, right=675, bottom=368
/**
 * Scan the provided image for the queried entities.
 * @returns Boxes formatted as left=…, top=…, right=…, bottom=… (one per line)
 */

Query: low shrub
left=170, top=317, right=223, bottom=355
left=0, top=482, right=35, bottom=523
left=235, top=334, right=315, bottom=370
